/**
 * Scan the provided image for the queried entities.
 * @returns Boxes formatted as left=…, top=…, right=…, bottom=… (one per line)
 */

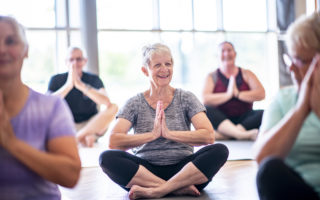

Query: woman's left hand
left=0, top=91, right=16, bottom=149
left=310, top=54, right=320, bottom=118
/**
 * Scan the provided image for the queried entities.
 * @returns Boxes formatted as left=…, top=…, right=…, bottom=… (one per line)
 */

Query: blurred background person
left=0, top=15, right=81, bottom=199
left=48, top=47, right=118, bottom=147
left=254, top=12, right=320, bottom=200
left=203, top=41, right=265, bottom=140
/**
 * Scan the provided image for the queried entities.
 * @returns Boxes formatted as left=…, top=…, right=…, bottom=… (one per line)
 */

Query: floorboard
left=60, top=160, right=259, bottom=200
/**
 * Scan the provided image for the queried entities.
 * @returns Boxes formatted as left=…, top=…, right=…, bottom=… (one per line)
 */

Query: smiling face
left=219, top=42, right=236, bottom=67
left=0, top=20, right=28, bottom=81
left=143, top=51, right=173, bottom=88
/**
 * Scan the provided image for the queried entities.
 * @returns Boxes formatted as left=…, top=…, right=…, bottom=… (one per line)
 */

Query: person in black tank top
left=202, top=41, right=265, bottom=140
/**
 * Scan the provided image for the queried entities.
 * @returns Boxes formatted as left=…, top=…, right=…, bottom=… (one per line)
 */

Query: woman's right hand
left=310, top=54, right=320, bottom=118
left=152, top=101, right=162, bottom=139
left=0, top=91, right=16, bottom=149
left=227, top=76, right=235, bottom=98
left=296, top=55, right=319, bottom=116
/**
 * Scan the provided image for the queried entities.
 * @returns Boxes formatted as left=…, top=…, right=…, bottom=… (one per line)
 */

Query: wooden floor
left=60, top=160, right=259, bottom=200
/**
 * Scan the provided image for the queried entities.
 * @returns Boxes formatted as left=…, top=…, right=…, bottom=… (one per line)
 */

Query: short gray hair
left=142, top=43, right=173, bottom=67
left=66, top=46, right=87, bottom=58
left=286, top=12, right=320, bottom=54
left=0, top=15, right=28, bottom=46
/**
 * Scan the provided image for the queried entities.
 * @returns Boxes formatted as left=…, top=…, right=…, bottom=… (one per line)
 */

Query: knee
left=214, top=143, right=229, bottom=162
left=99, top=150, right=122, bottom=168
left=257, top=156, right=283, bottom=186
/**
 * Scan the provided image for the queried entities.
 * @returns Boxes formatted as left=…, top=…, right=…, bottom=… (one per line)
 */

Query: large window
left=2, top=0, right=279, bottom=108
left=97, top=0, right=278, bottom=108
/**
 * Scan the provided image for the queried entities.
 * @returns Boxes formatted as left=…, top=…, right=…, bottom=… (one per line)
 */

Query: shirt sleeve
left=180, top=90, right=206, bottom=120
left=259, top=92, right=285, bottom=133
left=47, top=97, right=76, bottom=140
left=116, top=95, right=139, bottom=124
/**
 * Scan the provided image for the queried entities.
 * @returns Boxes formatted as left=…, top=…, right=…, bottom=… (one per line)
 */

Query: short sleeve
left=47, top=98, right=76, bottom=140
left=116, top=95, right=139, bottom=124
left=180, top=90, right=206, bottom=120
left=259, top=92, right=286, bottom=133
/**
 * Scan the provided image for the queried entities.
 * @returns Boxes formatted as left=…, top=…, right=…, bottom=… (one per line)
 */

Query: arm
left=238, top=69, right=265, bottom=102
left=162, top=111, right=215, bottom=146
left=254, top=56, right=319, bottom=164
left=50, top=71, right=74, bottom=98
left=109, top=118, right=160, bottom=151
left=202, top=73, right=233, bottom=106
left=4, top=135, right=81, bottom=188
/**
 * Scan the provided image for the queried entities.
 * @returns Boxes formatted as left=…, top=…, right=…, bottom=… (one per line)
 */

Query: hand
left=152, top=101, right=162, bottom=139
left=0, top=91, right=16, bottom=149
left=66, top=63, right=75, bottom=89
left=233, top=79, right=240, bottom=98
left=71, top=65, right=85, bottom=91
left=310, top=54, right=320, bottom=118
left=160, top=108, right=170, bottom=138
left=296, top=55, right=318, bottom=115
left=227, top=76, right=235, bottom=98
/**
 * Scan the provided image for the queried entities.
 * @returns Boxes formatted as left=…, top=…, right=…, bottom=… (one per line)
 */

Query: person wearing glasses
left=0, top=16, right=81, bottom=199
left=99, top=43, right=228, bottom=199
left=254, top=12, right=320, bottom=200
left=202, top=41, right=265, bottom=140
left=48, top=47, right=118, bottom=147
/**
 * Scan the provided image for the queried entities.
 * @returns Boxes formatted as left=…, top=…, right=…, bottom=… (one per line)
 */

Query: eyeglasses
left=283, top=53, right=312, bottom=68
left=69, top=57, right=84, bottom=62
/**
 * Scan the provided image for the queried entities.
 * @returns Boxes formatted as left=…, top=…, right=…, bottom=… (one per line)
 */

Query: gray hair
left=0, top=15, right=28, bottom=46
left=142, top=43, right=173, bottom=67
left=66, top=46, right=87, bottom=58
left=286, top=12, right=320, bottom=54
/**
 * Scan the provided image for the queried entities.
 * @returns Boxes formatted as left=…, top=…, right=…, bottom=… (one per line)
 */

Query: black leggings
left=256, top=157, right=319, bottom=200
left=99, top=143, right=228, bottom=191
left=205, top=106, right=263, bottom=130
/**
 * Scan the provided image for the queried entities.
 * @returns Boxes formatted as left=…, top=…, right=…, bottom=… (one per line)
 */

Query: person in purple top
left=0, top=16, right=81, bottom=200
left=202, top=41, right=266, bottom=140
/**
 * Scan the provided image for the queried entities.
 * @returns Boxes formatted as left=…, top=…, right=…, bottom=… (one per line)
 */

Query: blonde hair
left=0, top=15, right=28, bottom=46
left=141, top=43, right=173, bottom=67
left=286, top=12, right=320, bottom=54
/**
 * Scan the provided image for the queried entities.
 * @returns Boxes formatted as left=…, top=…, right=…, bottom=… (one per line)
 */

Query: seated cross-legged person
left=0, top=15, right=81, bottom=199
left=254, top=12, right=320, bottom=200
left=48, top=47, right=118, bottom=147
left=99, top=43, right=229, bottom=200
left=202, top=41, right=265, bottom=140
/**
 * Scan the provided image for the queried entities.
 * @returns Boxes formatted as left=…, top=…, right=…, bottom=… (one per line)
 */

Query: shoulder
left=83, top=71, right=100, bottom=80
left=51, top=72, right=68, bottom=80
left=178, top=88, right=202, bottom=105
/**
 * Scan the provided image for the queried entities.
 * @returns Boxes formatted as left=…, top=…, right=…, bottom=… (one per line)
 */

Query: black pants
left=256, top=157, right=319, bottom=200
left=205, top=106, right=263, bottom=130
left=99, top=143, right=229, bottom=191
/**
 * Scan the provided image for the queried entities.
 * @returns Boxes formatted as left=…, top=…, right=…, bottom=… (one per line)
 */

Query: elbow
left=61, top=161, right=81, bottom=188
left=258, top=90, right=266, bottom=101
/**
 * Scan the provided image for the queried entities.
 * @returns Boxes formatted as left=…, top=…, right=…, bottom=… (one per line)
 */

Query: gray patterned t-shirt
left=117, top=88, right=206, bottom=165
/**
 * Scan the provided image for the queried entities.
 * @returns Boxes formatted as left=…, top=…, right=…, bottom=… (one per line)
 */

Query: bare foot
left=84, top=134, right=96, bottom=147
left=173, top=185, right=201, bottom=196
left=236, top=129, right=258, bottom=140
left=215, top=131, right=232, bottom=140
left=129, top=185, right=160, bottom=200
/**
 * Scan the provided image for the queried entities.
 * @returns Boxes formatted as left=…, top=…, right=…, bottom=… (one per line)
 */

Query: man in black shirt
left=48, top=47, right=118, bottom=147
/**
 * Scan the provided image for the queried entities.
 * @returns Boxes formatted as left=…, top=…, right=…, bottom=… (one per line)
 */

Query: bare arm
left=238, top=69, right=265, bottom=102
left=162, top=112, right=215, bottom=146
left=202, top=73, right=233, bottom=106
left=254, top=106, right=308, bottom=164
left=5, top=136, right=81, bottom=187
left=254, top=56, right=320, bottom=164
left=109, top=118, right=159, bottom=151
